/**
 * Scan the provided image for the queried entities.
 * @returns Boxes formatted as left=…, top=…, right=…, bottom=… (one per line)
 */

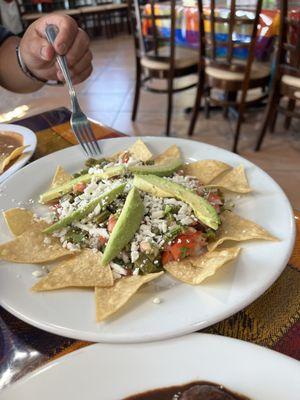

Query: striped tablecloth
left=0, top=107, right=299, bottom=390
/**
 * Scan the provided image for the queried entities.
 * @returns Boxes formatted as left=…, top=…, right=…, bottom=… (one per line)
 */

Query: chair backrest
left=128, top=0, right=177, bottom=67
left=276, top=0, right=300, bottom=79
left=197, top=0, right=263, bottom=74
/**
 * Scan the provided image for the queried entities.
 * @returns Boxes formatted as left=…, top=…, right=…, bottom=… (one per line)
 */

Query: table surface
left=0, top=107, right=299, bottom=391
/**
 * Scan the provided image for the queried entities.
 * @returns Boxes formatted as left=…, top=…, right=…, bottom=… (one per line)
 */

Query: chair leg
left=232, top=107, right=244, bottom=153
left=187, top=76, right=204, bottom=137
left=204, top=97, right=210, bottom=119
left=131, top=62, right=142, bottom=122
left=204, top=88, right=210, bottom=119
left=232, top=90, right=246, bottom=153
left=255, top=89, right=280, bottom=151
left=284, top=98, right=295, bottom=130
left=269, top=95, right=281, bottom=133
left=165, top=76, right=174, bottom=136
left=223, top=91, right=237, bottom=119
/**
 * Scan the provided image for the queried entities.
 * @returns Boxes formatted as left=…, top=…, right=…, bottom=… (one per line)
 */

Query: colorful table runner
left=0, top=107, right=299, bottom=391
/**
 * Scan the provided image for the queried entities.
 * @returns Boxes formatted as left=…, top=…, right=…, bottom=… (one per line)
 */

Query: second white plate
left=2, top=334, right=300, bottom=399
left=0, top=123, right=37, bottom=184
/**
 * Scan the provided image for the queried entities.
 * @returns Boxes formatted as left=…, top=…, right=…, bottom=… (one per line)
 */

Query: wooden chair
left=255, top=1, right=300, bottom=151
left=187, top=0, right=271, bottom=153
left=129, top=0, right=199, bottom=136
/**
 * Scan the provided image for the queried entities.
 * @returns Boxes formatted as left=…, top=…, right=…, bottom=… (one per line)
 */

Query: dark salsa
left=123, top=381, right=250, bottom=400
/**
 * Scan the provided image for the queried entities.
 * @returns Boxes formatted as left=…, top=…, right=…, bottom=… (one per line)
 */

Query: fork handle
left=45, top=24, right=76, bottom=98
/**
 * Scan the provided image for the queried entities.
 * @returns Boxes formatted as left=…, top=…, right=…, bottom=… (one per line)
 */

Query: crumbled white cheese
left=110, top=262, right=128, bottom=276
left=152, top=297, right=162, bottom=304
left=32, top=270, right=46, bottom=278
left=131, top=250, right=140, bottom=263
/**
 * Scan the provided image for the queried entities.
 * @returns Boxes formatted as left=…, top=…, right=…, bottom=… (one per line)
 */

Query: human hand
left=19, top=14, right=92, bottom=84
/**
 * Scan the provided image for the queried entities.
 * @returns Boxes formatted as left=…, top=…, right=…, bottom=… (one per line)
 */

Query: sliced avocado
left=102, top=187, right=144, bottom=265
left=128, top=158, right=182, bottom=177
left=133, top=175, right=220, bottom=230
left=43, top=183, right=126, bottom=234
left=132, top=175, right=170, bottom=198
left=40, top=165, right=126, bottom=203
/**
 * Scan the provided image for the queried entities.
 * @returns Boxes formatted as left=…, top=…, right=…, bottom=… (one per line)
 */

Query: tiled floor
left=1, top=35, right=300, bottom=208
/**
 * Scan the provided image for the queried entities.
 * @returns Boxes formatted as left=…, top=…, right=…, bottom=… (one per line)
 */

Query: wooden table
left=0, top=107, right=299, bottom=390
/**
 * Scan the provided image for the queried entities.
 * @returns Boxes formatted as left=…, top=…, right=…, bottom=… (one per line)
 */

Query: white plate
left=2, top=334, right=300, bottom=399
left=0, top=123, right=37, bottom=184
left=0, top=137, right=295, bottom=342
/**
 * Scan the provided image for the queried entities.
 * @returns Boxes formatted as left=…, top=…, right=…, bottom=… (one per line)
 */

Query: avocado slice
left=43, top=183, right=126, bottom=234
left=102, top=187, right=144, bottom=265
left=128, top=158, right=182, bottom=177
left=133, top=175, right=220, bottom=230
left=40, top=165, right=126, bottom=203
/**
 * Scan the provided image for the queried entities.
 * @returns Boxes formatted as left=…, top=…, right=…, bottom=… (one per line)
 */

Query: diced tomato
left=50, top=202, right=61, bottom=211
left=207, top=192, right=223, bottom=213
left=162, top=250, right=174, bottom=265
left=73, top=182, right=86, bottom=193
left=167, top=231, right=207, bottom=262
left=49, top=202, right=62, bottom=216
left=207, top=193, right=223, bottom=205
left=107, top=214, right=117, bottom=233
left=98, top=235, right=107, bottom=245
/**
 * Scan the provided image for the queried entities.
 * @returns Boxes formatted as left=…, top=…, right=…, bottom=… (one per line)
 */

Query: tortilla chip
left=164, top=247, right=240, bottom=285
left=32, top=249, right=113, bottom=291
left=0, top=145, right=28, bottom=173
left=207, top=165, right=251, bottom=193
left=95, top=271, right=163, bottom=322
left=208, top=211, right=277, bottom=252
left=183, top=160, right=231, bottom=185
left=50, top=166, right=72, bottom=189
left=3, top=208, right=38, bottom=236
left=154, top=145, right=181, bottom=165
left=0, top=218, right=71, bottom=263
left=129, top=139, right=153, bottom=162
left=108, top=140, right=152, bottom=163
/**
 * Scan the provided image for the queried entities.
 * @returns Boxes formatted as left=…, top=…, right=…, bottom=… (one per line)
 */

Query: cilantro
left=180, top=246, right=188, bottom=259
left=204, top=229, right=216, bottom=242
left=65, top=228, right=87, bottom=244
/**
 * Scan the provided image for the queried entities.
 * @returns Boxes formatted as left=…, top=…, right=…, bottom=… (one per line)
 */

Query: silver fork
left=45, top=24, right=102, bottom=157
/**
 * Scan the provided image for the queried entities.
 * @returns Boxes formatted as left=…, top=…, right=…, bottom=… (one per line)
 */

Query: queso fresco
left=0, top=140, right=276, bottom=322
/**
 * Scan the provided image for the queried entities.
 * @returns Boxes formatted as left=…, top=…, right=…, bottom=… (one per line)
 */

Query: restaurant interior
left=0, top=0, right=299, bottom=398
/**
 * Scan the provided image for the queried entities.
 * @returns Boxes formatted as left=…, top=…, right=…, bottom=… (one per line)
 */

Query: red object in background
left=289, top=9, right=300, bottom=45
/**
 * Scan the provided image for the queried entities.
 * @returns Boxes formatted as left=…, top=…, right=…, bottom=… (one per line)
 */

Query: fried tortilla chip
left=164, top=247, right=241, bottom=285
left=0, top=145, right=28, bottom=173
left=154, top=145, right=181, bottom=165
left=129, top=139, right=153, bottom=162
left=95, top=271, right=163, bottom=322
left=0, top=218, right=71, bottom=263
left=208, top=211, right=277, bottom=252
left=50, top=166, right=72, bottom=189
left=108, top=139, right=153, bottom=163
left=183, top=160, right=231, bottom=185
left=207, top=165, right=251, bottom=193
left=3, top=208, right=39, bottom=236
left=32, top=249, right=113, bottom=291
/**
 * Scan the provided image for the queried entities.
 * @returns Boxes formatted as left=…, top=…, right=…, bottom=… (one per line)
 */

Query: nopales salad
left=41, top=149, right=228, bottom=279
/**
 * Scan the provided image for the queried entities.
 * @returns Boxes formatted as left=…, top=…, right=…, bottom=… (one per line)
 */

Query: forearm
left=0, top=36, right=44, bottom=93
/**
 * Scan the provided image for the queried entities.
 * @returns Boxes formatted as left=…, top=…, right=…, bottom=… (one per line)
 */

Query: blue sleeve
left=0, top=25, right=14, bottom=45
